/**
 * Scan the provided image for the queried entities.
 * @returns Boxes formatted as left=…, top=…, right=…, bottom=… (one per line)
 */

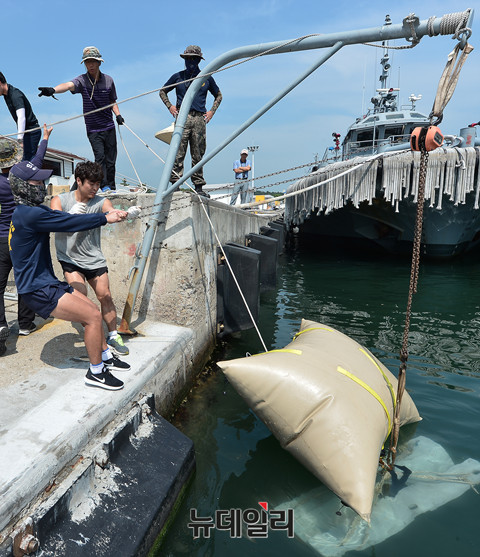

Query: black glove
left=38, top=87, right=57, bottom=98
left=469, top=122, right=480, bottom=127
left=116, top=114, right=125, bottom=125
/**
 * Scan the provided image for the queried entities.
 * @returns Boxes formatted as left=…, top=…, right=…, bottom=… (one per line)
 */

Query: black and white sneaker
left=104, top=355, right=131, bottom=371
left=18, top=323, right=37, bottom=336
left=0, top=326, right=9, bottom=356
left=85, top=366, right=124, bottom=390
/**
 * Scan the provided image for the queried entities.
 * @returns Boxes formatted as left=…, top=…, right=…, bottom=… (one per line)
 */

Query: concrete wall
left=49, top=191, right=272, bottom=367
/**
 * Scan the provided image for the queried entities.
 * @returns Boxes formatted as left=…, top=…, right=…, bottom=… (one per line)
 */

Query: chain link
left=124, top=160, right=318, bottom=220
left=363, top=15, right=419, bottom=51
left=387, top=147, right=428, bottom=469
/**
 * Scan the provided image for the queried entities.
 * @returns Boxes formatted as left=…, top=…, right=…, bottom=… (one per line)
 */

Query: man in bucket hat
left=0, top=137, right=40, bottom=354
left=38, top=46, right=124, bottom=192
left=9, top=127, right=130, bottom=390
left=159, top=45, right=222, bottom=197
left=0, top=72, right=41, bottom=161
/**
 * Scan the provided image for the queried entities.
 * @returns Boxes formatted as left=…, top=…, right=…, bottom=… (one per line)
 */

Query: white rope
left=239, top=151, right=388, bottom=210
left=122, top=122, right=168, bottom=165
left=117, top=124, right=145, bottom=191
left=2, top=33, right=322, bottom=140
left=118, top=122, right=268, bottom=351
left=184, top=182, right=268, bottom=352
left=282, top=146, right=480, bottom=226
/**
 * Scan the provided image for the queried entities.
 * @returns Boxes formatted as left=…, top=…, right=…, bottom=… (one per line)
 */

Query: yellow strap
left=336, top=365, right=392, bottom=435
left=358, top=348, right=396, bottom=409
left=293, top=326, right=333, bottom=340
left=254, top=348, right=303, bottom=357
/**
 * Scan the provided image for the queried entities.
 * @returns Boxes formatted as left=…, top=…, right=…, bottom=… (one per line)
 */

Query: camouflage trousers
left=171, top=111, right=206, bottom=188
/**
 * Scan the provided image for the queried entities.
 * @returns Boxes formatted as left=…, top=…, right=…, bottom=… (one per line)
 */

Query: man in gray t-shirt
left=51, top=161, right=129, bottom=357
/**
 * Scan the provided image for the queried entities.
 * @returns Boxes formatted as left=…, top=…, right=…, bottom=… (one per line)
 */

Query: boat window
left=384, top=126, right=404, bottom=139
left=411, top=112, right=428, bottom=119
left=357, top=130, right=374, bottom=143
left=386, top=113, right=404, bottom=119
left=362, top=116, right=379, bottom=124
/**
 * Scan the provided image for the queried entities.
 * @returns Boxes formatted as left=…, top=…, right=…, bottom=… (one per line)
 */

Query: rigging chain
left=387, top=147, right=429, bottom=470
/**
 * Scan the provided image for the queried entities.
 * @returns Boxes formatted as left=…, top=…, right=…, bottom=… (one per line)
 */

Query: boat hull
left=295, top=193, right=480, bottom=259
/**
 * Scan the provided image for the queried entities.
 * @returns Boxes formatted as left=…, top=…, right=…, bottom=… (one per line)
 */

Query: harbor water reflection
left=159, top=242, right=480, bottom=556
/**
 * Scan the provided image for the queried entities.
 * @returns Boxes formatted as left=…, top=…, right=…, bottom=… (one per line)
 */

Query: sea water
left=158, top=242, right=480, bottom=557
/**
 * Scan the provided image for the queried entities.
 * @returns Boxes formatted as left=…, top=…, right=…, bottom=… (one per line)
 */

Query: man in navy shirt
left=0, top=72, right=41, bottom=161
left=0, top=138, right=39, bottom=355
left=9, top=128, right=130, bottom=390
left=160, top=45, right=222, bottom=197
left=38, top=46, right=124, bottom=192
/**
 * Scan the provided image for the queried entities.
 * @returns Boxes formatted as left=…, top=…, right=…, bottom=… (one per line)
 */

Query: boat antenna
left=361, top=59, right=367, bottom=115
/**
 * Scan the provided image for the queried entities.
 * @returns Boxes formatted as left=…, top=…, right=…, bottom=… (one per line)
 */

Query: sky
left=1, top=0, right=478, bottom=192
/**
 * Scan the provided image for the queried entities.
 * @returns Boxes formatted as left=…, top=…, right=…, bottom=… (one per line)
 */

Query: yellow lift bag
left=217, top=318, right=421, bottom=522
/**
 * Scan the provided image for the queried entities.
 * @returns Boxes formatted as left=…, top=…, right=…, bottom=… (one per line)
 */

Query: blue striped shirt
left=71, top=72, right=117, bottom=134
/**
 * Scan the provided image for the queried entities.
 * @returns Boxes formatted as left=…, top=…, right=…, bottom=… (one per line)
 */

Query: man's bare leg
left=51, top=289, right=124, bottom=390
left=63, top=270, right=88, bottom=297
left=87, top=273, right=116, bottom=332
left=50, top=289, right=104, bottom=364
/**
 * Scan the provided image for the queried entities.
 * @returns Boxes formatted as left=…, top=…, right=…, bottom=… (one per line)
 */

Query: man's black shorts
left=60, top=261, right=108, bottom=281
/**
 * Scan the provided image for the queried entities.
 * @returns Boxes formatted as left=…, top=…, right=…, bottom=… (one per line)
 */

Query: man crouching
left=9, top=125, right=129, bottom=390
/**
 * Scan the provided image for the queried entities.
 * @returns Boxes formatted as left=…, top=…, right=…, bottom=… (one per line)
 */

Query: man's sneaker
left=85, top=366, right=124, bottom=390
left=0, top=326, right=9, bottom=356
left=18, top=323, right=37, bottom=336
left=104, top=354, right=131, bottom=371
left=107, top=333, right=129, bottom=355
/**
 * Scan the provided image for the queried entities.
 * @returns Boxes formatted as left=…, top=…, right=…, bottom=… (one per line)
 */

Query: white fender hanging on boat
left=217, top=318, right=421, bottom=522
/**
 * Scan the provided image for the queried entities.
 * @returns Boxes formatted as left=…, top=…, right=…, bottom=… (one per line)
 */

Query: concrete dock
left=0, top=192, right=276, bottom=555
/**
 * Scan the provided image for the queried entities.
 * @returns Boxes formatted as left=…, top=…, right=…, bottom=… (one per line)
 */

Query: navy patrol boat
left=285, top=27, right=479, bottom=259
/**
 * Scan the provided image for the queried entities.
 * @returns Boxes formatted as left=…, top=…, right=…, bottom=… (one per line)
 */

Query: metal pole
left=119, top=41, right=343, bottom=332
left=247, top=146, right=259, bottom=203
left=119, top=10, right=473, bottom=332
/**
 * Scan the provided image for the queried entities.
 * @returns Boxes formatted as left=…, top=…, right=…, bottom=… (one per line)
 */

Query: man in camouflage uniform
left=159, top=45, right=222, bottom=197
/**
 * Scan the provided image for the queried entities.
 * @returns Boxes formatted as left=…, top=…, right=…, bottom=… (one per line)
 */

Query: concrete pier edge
left=0, top=192, right=277, bottom=555
left=0, top=393, right=196, bottom=557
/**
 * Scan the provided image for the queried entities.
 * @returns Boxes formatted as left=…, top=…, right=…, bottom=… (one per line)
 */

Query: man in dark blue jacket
left=159, top=45, right=222, bottom=197
left=0, top=138, right=38, bottom=355
left=9, top=129, right=130, bottom=390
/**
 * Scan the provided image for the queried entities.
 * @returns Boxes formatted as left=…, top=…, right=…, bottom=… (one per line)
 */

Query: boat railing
left=344, top=134, right=414, bottom=157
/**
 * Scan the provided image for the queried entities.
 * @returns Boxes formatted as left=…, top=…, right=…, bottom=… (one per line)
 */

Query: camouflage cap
left=0, top=138, right=23, bottom=169
left=180, top=45, right=204, bottom=60
left=81, top=46, right=104, bottom=64
left=9, top=172, right=47, bottom=207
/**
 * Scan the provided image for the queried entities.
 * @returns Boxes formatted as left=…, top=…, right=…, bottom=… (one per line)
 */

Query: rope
left=363, top=14, right=420, bottom=50
left=178, top=181, right=269, bottom=352
left=1, top=33, right=322, bottom=141
left=387, top=146, right=429, bottom=470
left=238, top=151, right=389, bottom=209
left=119, top=121, right=268, bottom=352
left=430, top=42, right=474, bottom=124
left=3, top=10, right=472, bottom=141
left=117, top=124, right=146, bottom=192
left=363, top=9, right=472, bottom=50
left=111, top=120, right=320, bottom=217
